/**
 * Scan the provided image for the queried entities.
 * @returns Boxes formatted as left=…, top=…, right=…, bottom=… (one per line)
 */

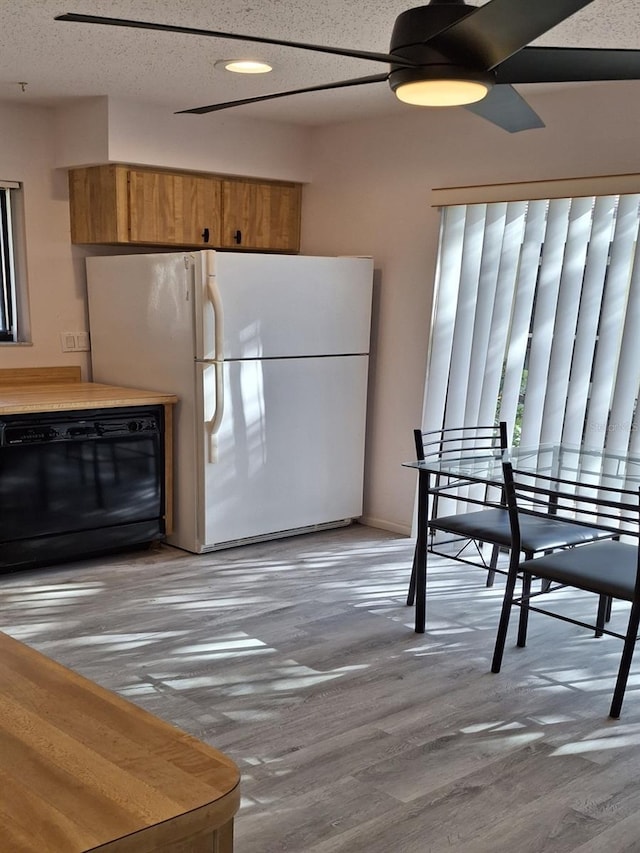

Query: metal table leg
left=414, top=469, right=429, bottom=633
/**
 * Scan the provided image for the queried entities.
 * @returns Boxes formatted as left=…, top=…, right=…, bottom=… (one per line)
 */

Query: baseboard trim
left=358, top=516, right=412, bottom=537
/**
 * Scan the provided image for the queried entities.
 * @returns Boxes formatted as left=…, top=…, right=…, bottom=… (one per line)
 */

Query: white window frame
left=0, top=180, right=24, bottom=343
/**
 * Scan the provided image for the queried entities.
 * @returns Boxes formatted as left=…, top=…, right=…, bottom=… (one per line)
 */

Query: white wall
left=53, top=97, right=109, bottom=168
left=301, top=81, right=640, bottom=534
left=106, top=99, right=313, bottom=181
left=54, top=97, right=313, bottom=181
left=0, top=102, right=88, bottom=374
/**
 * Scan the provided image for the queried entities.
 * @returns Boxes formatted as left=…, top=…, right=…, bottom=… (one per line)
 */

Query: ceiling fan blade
left=464, top=84, right=544, bottom=133
left=176, top=74, right=389, bottom=115
left=54, top=13, right=418, bottom=68
left=427, top=0, right=597, bottom=70
left=496, top=46, right=640, bottom=84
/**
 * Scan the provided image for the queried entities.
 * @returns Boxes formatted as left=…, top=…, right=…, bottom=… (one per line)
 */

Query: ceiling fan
left=56, top=0, right=640, bottom=133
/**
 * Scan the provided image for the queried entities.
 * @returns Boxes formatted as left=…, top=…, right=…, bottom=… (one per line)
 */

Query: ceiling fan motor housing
left=388, top=2, right=495, bottom=97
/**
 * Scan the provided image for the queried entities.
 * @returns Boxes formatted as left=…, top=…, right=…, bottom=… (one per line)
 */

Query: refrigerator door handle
left=204, top=275, right=225, bottom=463
left=206, top=361, right=225, bottom=463
left=206, top=277, right=225, bottom=362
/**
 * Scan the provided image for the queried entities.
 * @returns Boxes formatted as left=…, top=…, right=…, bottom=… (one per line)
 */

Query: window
left=423, top=193, right=640, bottom=461
left=0, top=181, right=22, bottom=343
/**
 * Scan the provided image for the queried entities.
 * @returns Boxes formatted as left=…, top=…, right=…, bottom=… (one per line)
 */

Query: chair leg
left=594, top=595, right=614, bottom=637
left=486, top=544, right=499, bottom=587
left=517, top=572, right=532, bottom=648
left=595, top=595, right=608, bottom=638
left=407, top=546, right=417, bottom=606
left=491, top=559, right=520, bottom=673
left=609, top=599, right=640, bottom=719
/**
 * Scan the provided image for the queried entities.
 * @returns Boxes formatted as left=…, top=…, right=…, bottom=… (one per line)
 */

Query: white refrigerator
left=86, top=250, right=374, bottom=553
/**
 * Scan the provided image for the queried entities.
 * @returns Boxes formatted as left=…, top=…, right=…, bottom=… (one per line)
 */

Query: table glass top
left=403, top=443, right=640, bottom=490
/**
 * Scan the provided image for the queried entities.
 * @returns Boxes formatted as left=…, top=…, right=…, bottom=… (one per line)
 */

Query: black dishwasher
left=0, top=406, right=165, bottom=572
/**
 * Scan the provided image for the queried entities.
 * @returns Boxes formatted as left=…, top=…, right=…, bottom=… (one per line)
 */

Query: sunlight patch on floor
left=460, top=720, right=508, bottom=734
left=64, top=631, right=185, bottom=650
left=162, top=661, right=368, bottom=695
left=3, top=621, right=83, bottom=639
left=552, top=730, right=640, bottom=754
left=175, top=636, right=270, bottom=655
left=480, top=731, right=545, bottom=750
left=3, top=583, right=104, bottom=603
left=527, top=713, right=578, bottom=725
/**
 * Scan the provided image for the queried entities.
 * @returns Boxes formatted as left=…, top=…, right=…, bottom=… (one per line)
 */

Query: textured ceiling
left=2, top=0, right=640, bottom=126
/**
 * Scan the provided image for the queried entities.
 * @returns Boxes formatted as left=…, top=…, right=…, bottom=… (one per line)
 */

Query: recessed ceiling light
left=218, top=60, right=273, bottom=74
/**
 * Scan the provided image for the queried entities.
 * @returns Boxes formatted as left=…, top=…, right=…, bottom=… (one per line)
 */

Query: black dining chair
left=492, top=458, right=640, bottom=719
left=406, top=423, right=508, bottom=604
left=407, top=424, right=615, bottom=635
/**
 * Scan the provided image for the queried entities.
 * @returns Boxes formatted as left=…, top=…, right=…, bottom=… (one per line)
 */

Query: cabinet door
left=128, top=171, right=222, bottom=246
left=221, top=180, right=301, bottom=252
left=177, top=173, right=222, bottom=246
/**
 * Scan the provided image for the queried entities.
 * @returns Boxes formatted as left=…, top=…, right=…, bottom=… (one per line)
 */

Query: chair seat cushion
left=430, top=508, right=613, bottom=554
left=521, top=539, right=638, bottom=600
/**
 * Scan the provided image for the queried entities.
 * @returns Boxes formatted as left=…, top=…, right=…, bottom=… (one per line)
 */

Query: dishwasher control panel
left=0, top=408, right=161, bottom=446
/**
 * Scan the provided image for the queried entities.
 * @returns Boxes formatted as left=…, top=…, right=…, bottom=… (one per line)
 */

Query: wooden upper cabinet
left=68, top=164, right=301, bottom=252
left=69, top=165, right=130, bottom=244
left=221, top=179, right=301, bottom=253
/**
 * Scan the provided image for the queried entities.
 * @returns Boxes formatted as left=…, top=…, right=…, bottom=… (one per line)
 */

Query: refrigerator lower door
left=195, top=355, right=369, bottom=550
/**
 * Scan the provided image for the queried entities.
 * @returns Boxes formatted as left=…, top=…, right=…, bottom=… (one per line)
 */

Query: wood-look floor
left=1, top=524, right=640, bottom=853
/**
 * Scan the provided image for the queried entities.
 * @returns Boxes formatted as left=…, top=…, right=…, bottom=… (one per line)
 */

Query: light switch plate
left=76, top=332, right=90, bottom=351
left=61, top=332, right=76, bottom=352
left=60, top=332, right=90, bottom=352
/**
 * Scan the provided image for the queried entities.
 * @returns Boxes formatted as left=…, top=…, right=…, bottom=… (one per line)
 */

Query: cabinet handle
left=201, top=227, right=210, bottom=243
left=233, top=230, right=242, bottom=245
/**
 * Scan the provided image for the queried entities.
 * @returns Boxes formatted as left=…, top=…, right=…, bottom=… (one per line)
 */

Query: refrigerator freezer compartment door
left=197, top=355, right=369, bottom=549
left=88, top=252, right=199, bottom=368
left=211, top=254, right=373, bottom=359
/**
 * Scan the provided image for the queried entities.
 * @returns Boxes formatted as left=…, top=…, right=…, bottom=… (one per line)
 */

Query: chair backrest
left=414, top=423, right=509, bottom=514
left=502, top=457, right=640, bottom=568
left=413, top=422, right=508, bottom=463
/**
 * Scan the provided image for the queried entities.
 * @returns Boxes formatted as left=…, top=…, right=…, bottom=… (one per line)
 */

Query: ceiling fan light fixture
left=395, top=78, right=490, bottom=107
left=389, top=65, right=494, bottom=108
left=218, top=59, right=273, bottom=74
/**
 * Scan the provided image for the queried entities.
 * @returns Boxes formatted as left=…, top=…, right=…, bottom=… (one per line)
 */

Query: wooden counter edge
left=0, top=631, right=241, bottom=853
left=92, top=787, right=241, bottom=853
left=0, top=385, right=178, bottom=414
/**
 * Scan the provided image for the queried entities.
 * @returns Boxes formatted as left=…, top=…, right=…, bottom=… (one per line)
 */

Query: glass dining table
left=403, top=442, right=640, bottom=634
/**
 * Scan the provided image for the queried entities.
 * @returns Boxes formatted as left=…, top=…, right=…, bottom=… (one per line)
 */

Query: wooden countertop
left=0, top=631, right=240, bottom=853
left=0, top=382, right=177, bottom=415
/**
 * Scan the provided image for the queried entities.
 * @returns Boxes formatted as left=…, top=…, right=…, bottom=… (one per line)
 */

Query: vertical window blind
left=423, top=193, right=640, bottom=461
